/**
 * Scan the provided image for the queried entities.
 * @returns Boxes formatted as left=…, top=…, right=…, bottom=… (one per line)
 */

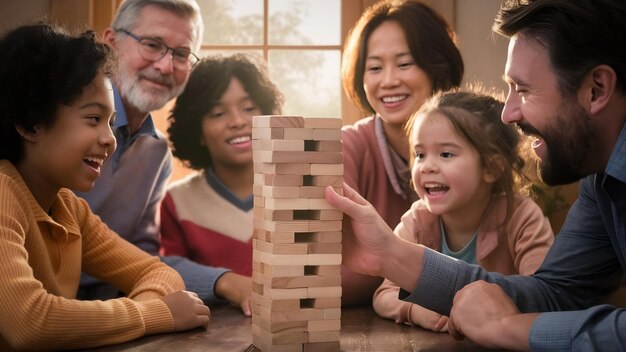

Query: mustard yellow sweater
left=0, top=160, right=184, bottom=351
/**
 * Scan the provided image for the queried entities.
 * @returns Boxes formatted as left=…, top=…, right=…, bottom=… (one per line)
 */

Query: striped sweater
left=0, top=160, right=182, bottom=351
left=160, top=170, right=253, bottom=276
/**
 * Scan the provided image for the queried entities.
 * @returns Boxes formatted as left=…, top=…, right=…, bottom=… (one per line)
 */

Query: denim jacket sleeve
left=403, top=176, right=625, bottom=350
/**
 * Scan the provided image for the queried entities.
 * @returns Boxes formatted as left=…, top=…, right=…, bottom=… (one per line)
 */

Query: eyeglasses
left=116, top=29, right=199, bottom=71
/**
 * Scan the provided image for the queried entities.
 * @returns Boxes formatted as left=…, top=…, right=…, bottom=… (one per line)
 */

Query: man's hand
left=215, top=272, right=252, bottom=316
left=324, top=183, right=395, bottom=277
left=325, top=183, right=424, bottom=292
left=161, top=290, right=210, bottom=331
left=448, top=281, right=536, bottom=350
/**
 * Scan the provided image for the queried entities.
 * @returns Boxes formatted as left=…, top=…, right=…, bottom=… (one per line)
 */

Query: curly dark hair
left=342, top=0, right=464, bottom=115
left=0, top=23, right=113, bottom=163
left=168, top=53, right=284, bottom=170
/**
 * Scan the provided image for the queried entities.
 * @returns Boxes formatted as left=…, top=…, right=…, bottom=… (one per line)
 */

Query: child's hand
left=408, top=304, right=449, bottom=332
left=161, top=291, right=211, bottom=331
left=215, top=272, right=253, bottom=316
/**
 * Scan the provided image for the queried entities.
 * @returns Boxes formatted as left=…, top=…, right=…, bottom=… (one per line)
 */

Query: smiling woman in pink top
left=340, top=0, right=464, bottom=306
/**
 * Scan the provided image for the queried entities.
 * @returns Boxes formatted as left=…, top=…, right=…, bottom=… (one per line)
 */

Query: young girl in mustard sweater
left=0, top=23, right=209, bottom=351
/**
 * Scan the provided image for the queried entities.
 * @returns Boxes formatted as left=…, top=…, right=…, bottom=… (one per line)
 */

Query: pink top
left=341, top=116, right=417, bottom=306
left=372, top=194, right=554, bottom=325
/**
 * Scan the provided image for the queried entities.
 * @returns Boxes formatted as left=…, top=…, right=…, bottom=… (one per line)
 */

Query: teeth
left=84, top=156, right=104, bottom=167
left=424, top=182, right=445, bottom=188
left=382, top=95, right=406, bottom=103
left=229, top=136, right=251, bottom=144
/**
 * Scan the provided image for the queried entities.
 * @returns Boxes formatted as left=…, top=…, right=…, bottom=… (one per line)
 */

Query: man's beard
left=519, top=101, right=595, bottom=186
left=118, top=67, right=185, bottom=112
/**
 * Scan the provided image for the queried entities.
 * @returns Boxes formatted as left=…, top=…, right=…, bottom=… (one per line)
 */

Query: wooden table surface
left=77, top=305, right=496, bottom=351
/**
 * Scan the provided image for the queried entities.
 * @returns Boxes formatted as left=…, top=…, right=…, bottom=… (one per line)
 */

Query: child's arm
left=372, top=202, right=448, bottom=332
left=507, top=196, right=555, bottom=275
left=0, top=186, right=201, bottom=350
left=77, top=196, right=184, bottom=301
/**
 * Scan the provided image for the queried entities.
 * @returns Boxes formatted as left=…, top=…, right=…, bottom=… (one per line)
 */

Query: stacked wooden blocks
left=251, top=115, right=343, bottom=352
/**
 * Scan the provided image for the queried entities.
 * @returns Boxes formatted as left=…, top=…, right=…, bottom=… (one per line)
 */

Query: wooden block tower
left=251, top=115, right=343, bottom=352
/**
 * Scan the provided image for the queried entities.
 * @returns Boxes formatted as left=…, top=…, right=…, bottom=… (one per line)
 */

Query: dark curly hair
left=0, top=23, right=113, bottom=163
left=342, top=0, right=464, bottom=115
left=168, top=53, right=284, bottom=170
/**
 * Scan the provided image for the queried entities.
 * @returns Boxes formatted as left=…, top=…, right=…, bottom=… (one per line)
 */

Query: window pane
left=268, top=50, right=340, bottom=118
left=198, top=49, right=263, bottom=60
left=269, top=0, right=340, bottom=45
left=198, top=0, right=263, bottom=45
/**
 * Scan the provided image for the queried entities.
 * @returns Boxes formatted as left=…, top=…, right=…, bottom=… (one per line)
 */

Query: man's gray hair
left=112, top=0, right=204, bottom=52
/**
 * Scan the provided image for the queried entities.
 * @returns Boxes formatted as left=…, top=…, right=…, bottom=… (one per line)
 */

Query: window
left=197, top=0, right=343, bottom=118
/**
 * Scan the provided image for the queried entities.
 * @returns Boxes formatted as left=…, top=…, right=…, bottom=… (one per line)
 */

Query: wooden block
left=264, top=287, right=308, bottom=300
left=254, top=209, right=294, bottom=221
left=312, top=129, right=342, bottom=141
left=308, top=331, right=340, bottom=343
left=299, top=186, right=341, bottom=198
left=264, top=264, right=305, bottom=277
left=253, top=185, right=301, bottom=198
left=253, top=229, right=296, bottom=243
left=323, top=308, right=342, bottom=320
left=310, top=164, right=343, bottom=176
left=255, top=219, right=310, bottom=233
left=253, top=139, right=305, bottom=151
left=308, top=320, right=341, bottom=332
left=257, top=219, right=341, bottom=232
left=265, top=275, right=341, bottom=289
left=307, top=198, right=335, bottom=210
left=315, top=210, right=343, bottom=221
left=252, top=127, right=284, bottom=140
left=252, top=324, right=308, bottom=344
left=253, top=259, right=263, bottom=273
left=265, top=198, right=309, bottom=210
left=252, top=313, right=307, bottom=332
left=253, top=195, right=265, bottom=208
left=302, top=117, right=342, bottom=129
left=253, top=239, right=308, bottom=255
left=304, top=140, right=342, bottom=152
left=308, top=287, right=342, bottom=299
left=283, top=127, right=313, bottom=140
left=252, top=293, right=300, bottom=312
left=255, top=173, right=303, bottom=186
left=255, top=163, right=311, bottom=175
left=308, top=242, right=342, bottom=254
left=253, top=115, right=304, bottom=128
left=253, top=184, right=300, bottom=198
left=254, top=151, right=343, bottom=164
left=253, top=281, right=264, bottom=295
left=307, top=220, right=342, bottom=232
left=259, top=305, right=325, bottom=322
left=307, top=253, right=341, bottom=265
left=303, top=341, right=340, bottom=352
left=254, top=249, right=309, bottom=265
